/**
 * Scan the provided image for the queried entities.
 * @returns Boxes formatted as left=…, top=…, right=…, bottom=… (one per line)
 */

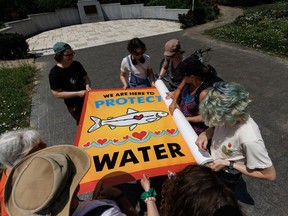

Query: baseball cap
left=53, top=42, right=71, bottom=54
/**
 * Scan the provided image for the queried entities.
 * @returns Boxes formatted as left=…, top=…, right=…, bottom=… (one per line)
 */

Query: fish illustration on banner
left=74, top=82, right=212, bottom=194
left=88, top=108, right=168, bottom=132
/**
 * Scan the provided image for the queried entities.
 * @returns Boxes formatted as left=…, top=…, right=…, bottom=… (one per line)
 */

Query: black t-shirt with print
left=49, top=61, right=87, bottom=107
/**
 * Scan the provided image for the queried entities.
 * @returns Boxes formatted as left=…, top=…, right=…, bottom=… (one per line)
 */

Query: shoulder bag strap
left=126, top=55, right=135, bottom=75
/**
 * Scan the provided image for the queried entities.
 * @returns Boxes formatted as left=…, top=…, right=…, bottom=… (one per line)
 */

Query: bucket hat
left=164, top=39, right=183, bottom=57
left=4, top=145, right=91, bottom=216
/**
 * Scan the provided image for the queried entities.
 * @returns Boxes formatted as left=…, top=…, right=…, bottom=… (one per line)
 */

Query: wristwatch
left=229, top=161, right=235, bottom=169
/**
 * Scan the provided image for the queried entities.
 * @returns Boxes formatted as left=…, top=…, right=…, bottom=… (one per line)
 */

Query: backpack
left=194, top=65, right=223, bottom=105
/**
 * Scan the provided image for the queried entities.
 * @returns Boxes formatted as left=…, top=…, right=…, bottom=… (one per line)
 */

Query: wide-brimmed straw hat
left=4, top=145, right=91, bottom=216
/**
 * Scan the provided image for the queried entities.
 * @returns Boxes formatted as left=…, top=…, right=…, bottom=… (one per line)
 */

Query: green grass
left=205, top=1, right=288, bottom=58
left=0, top=64, right=38, bottom=134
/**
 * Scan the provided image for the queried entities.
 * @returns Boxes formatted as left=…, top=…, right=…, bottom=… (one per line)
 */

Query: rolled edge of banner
left=155, top=79, right=213, bottom=165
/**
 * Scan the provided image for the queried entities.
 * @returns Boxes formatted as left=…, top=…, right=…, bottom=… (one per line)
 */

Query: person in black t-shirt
left=49, top=42, right=91, bottom=125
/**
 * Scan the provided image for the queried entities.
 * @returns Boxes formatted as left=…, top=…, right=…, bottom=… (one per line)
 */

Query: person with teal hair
left=196, top=82, right=276, bottom=205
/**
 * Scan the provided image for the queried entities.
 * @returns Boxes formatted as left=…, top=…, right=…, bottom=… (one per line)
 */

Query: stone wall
left=0, top=2, right=188, bottom=37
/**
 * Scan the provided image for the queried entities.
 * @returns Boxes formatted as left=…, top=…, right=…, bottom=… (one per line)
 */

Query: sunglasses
left=63, top=52, right=75, bottom=57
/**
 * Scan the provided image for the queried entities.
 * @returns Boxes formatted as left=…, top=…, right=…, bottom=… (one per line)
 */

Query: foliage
left=0, top=33, right=29, bottom=60
left=0, top=0, right=78, bottom=22
left=146, top=0, right=191, bottom=9
left=0, top=0, right=195, bottom=22
left=215, top=0, right=280, bottom=6
left=206, top=1, right=288, bottom=57
left=178, top=0, right=220, bottom=29
left=0, top=21, right=5, bottom=29
left=0, top=64, right=38, bottom=133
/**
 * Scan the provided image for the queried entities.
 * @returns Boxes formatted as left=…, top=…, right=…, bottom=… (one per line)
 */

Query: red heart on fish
left=123, top=135, right=129, bottom=140
left=155, top=131, right=161, bottom=135
left=113, top=139, right=119, bottom=143
left=133, top=114, right=144, bottom=120
left=132, top=131, right=147, bottom=140
left=167, top=129, right=175, bottom=134
left=97, top=139, right=107, bottom=145
left=83, top=142, right=90, bottom=147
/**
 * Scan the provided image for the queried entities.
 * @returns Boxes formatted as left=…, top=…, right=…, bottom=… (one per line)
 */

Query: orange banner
left=74, top=87, right=196, bottom=194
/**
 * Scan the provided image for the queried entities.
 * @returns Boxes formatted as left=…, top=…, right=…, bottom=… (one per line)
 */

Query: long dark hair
left=160, top=165, right=243, bottom=216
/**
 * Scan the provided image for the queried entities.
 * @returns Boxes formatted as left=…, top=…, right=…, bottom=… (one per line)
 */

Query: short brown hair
left=127, top=37, right=146, bottom=54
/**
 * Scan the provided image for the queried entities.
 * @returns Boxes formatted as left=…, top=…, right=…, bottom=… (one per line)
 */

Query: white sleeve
left=238, top=118, right=273, bottom=169
left=241, top=140, right=273, bottom=169
left=120, top=57, right=128, bottom=72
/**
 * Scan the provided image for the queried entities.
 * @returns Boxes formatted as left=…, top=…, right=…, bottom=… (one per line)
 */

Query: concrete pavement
left=27, top=19, right=182, bottom=56
left=29, top=7, right=288, bottom=216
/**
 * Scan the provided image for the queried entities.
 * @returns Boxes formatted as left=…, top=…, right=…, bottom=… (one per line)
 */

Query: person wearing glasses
left=120, top=38, right=155, bottom=89
left=158, top=39, right=186, bottom=91
left=49, top=42, right=91, bottom=125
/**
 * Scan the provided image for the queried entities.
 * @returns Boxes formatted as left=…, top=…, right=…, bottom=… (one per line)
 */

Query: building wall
left=0, top=2, right=188, bottom=37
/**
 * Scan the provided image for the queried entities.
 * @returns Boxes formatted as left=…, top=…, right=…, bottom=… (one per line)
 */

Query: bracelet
left=144, top=196, right=156, bottom=203
left=141, top=188, right=157, bottom=201
left=229, top=161, right=235, bottom=169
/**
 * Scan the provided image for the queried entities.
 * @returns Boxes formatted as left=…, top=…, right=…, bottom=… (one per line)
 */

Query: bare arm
left=195, top=127, right=215, bottom=151
left=158, top=58, right=169, bottom=79
left=50, top=89, right=86, bottom=99
left=140, top=174, right=160, bottom=216
left=168, top=79, right=186, bottom=115
left=186, top=115, right=204, bottom=123
left=120, top=71, right=128, bottom=89
left=208, top=159, right=276, bottom=180
left=233, top=163, right=276, bottom=180
left=147, top=68, right=155, bottom=86
left=83, top=75, right=91, bottom=91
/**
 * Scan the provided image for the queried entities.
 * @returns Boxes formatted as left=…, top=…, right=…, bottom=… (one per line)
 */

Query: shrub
left=0, top=33, right=29, bottom=60
left=206, top=1, right=288, bottom=58
left=215, top=0, right=280, bottom=6
left=179, top=0, right=219, bottom=29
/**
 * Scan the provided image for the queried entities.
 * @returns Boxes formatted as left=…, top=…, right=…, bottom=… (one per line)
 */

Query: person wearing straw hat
left=4, top=145, right=138, bottom=216
left=158, top=39, right=186, bottom=91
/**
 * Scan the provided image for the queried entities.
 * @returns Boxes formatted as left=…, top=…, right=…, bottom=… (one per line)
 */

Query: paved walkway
left=29, top=6, right=288, bottom=216
left=27, top=19, right=182, bottom=56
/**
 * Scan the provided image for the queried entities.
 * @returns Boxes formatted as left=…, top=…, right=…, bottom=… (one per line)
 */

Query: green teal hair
left=200, top=82, right=251, bottom=127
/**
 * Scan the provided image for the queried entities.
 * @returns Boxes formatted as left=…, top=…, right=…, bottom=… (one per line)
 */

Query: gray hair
left=0, top=129, right=41, bottom=168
